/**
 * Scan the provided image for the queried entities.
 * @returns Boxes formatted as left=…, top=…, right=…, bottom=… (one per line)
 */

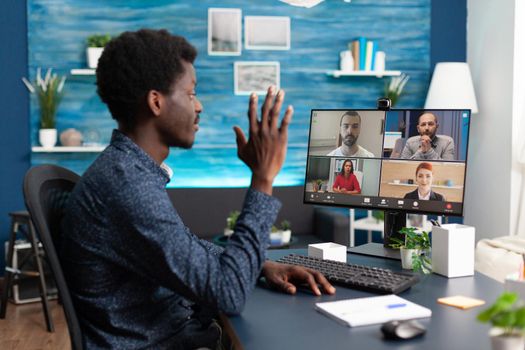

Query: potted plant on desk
left=389, top=227, right=431, bottom=273
left=477, top=292, right=525, bottom=350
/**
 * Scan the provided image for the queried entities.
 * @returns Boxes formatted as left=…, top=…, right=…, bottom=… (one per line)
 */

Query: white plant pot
left=400, top=247, right=418, bottom=270
left=87, top=47, right=104, bottom=69
left=490, top=329, right=525, bottom=350
left=223, top=228, right=234, bottom=237
left=39, top=128, right=57, bottom=148
left=280, top=230, right=292, bottom=244
left=269, top=230, right=292, bottom=245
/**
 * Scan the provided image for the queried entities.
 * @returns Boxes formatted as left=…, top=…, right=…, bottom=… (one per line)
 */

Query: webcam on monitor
left=377, top=97, right=391, bottom=111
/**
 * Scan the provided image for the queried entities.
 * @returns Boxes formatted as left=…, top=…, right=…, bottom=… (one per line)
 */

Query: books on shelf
left=348, top=37, right=382, bottom=72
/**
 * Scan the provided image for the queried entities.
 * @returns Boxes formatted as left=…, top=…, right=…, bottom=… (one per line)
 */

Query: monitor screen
left=304, top=109, right=471, bottom=216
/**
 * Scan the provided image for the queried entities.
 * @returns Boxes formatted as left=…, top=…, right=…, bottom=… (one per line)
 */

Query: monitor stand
left=347, top=243, right=400, bottom=260
left=347, top=210, right=406, bottom=261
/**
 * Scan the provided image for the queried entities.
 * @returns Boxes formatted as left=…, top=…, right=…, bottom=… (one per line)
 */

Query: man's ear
left=146, top=90, right=163, bottom=117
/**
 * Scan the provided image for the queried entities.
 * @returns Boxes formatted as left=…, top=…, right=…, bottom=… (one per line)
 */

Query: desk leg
left=219, top=313, right=244, bottom=350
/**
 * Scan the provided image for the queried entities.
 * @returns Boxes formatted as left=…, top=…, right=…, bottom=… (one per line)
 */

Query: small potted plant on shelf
left=477, top=292, right=525, bottom=350
left=86, top=33, right=112, bottom=69
left=270, top=220, right=292, bottom=246
left=389, top=227, right=431, bottom=273
left=22, top=68, right=66, bottom=148
left=224, top=210, right=240, bottom=237
left=224, top=211, right=292, bottom=246
left=312, top=179, right=323, bottom=192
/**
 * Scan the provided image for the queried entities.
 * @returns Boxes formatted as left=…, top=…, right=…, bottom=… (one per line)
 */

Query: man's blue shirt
left=61, top=130, right=281, bottom=349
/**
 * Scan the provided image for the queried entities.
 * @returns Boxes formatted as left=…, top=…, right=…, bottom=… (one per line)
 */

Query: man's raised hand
left=233, top=86, right=293, bottom=195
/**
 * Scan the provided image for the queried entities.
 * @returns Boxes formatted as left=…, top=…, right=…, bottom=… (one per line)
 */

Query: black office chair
left=23, top=164, right=84, bottom=350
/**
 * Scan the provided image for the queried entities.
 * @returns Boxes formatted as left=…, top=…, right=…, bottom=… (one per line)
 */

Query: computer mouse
left=381, top=319, right=426, bottom=340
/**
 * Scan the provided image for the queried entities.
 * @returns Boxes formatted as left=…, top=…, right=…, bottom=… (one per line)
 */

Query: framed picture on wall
left=244, top=16, right=291, bottom=50
left=208, top=8, right=242, bottom=56
left=234, top=61, right=280, bottom=95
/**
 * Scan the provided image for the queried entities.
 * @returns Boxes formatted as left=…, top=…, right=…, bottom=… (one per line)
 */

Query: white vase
left=39, top=128, right=57, bottom=148
left=490, top=330, right=525, bottom=350
left=374, top=51, right=386, bottom=72
left=87, top=47, right=104, bottom=69
left=400, top=247, right=418, bottom=270
left=339, top=50, right=354, bottom=71
left=280, top=230, right=292, bottom=244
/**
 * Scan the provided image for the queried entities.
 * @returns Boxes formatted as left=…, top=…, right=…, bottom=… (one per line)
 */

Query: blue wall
left=0, top=0, right=467, bottom=273
left=0, top=1, right=30, bottom=272
left=431, top=0, right=467, bottom=69
left=28, top=0, right=431, bottom=187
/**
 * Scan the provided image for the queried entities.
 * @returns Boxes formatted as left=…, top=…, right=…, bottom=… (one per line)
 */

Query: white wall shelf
left=32, top=146, right=105, bottom=153
left=326, top=70, right=402, bottom=78
left=70, top=69, right=95, bottom=76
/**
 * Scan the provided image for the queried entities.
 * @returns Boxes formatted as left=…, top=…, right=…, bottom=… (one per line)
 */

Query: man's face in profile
left=416, top=113, right=438, bottom=138
left=340, top=115, right=361, bottom=147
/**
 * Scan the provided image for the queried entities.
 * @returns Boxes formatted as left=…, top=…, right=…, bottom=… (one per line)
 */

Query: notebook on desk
left=315, top=294, right=431, bottom=327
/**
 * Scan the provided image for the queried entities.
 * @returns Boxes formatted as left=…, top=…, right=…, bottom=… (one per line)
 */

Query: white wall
left=465, top=0, right=523, bottom=239
left=512, top=0, right=525, bottom=235
left=309, top=110, right=385, bottom=156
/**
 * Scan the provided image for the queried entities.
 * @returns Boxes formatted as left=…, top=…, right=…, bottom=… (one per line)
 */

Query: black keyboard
left=276, top=254, right=419, bottom=294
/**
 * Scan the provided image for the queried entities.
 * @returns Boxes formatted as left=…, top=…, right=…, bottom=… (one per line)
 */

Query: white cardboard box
left=432, top=224, right=475, bottom=278
left=308, top=242, right=347, bottom=263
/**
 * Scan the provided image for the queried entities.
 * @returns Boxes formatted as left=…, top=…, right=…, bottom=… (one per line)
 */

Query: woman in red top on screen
left=333, top=159, right=361, bottom=194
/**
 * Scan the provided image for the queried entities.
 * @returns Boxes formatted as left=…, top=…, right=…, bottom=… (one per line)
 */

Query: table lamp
left=424, top=62, right=478, bottom=113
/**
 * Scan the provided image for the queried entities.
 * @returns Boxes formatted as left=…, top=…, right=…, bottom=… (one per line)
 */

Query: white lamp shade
left=424, top=62, right=478, bottom=113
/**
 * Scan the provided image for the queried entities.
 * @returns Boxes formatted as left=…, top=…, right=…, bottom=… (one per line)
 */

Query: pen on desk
left=430, top=219, right=440, bottom=227
left=387, top=303, right=407, bottom=309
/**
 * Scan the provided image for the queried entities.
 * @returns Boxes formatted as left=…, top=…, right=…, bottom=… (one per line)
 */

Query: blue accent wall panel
left=28, top=0, right=431, bottom=188
left=0, top=0, right=29, bottom=271
left=431, top=0, right=467, bottom=70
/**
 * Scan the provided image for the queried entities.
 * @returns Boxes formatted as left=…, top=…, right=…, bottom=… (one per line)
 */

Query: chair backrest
left=23, top=165, right=83, bottom=350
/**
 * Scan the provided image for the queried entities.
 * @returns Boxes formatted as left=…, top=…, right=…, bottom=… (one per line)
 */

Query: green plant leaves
left=389, top=227, right=431, bottom=250
left=477, top=292, right=525, bottom=335
left=411, top=251, right=432, bottom=274
left=87, top=34, right=112, bottom=47
left=389, top=227, right=432, bottom=274
left=226, top=210, right=240, bottom=230
left=23, top=68, right=66, bottom=129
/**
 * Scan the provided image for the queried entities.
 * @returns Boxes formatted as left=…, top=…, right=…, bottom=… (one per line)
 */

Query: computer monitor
left=303, top=108, right=471, bottom=254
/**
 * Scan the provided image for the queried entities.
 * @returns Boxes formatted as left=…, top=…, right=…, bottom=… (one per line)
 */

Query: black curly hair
left=339, top=159, right=354, bottom=176
left=96, top=29, right=197, bottom=128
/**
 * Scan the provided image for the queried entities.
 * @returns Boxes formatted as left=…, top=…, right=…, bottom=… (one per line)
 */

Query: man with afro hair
left=61, top=29, right=335, bottom=349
